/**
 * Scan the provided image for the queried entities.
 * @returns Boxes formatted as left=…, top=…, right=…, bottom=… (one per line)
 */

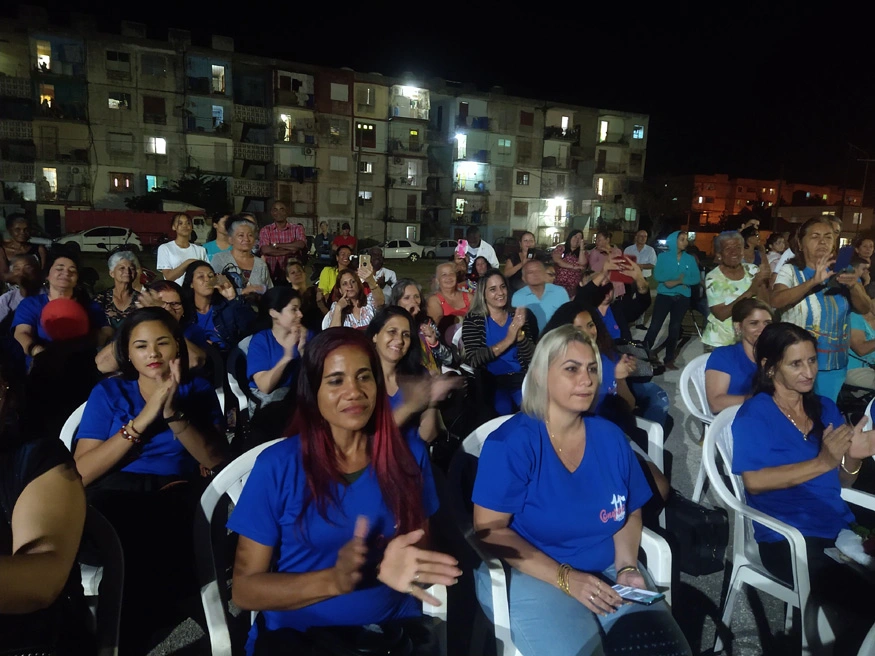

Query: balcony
left=455, top=115, right=490, bottom=130
left=542, top=156, right=571, bottom=170
left=275, top=165, right=317, bottom=182
left=423, top=190, right=451, bottom=207
left=387, top=208, right=424, bottom=222
left=544, top=126, right=581, bottom=142
left=233, top=179, right=271, bottom=197
left=234, top=142, right=271, bottom=162
left=390, top=175, right=424, bottom=189
left=453, top=180, right=488, bottom=194
left=144, top=113, right=167, bottom=126
left=389, top=139, right=425, bottom=155
left=455, top=149, right=489, bottom=164
left=36, top=101, right=87, bottom=122
left=234, top=104, right=271, bottom=125
left=0, top=120, right=33, bottom=140
left=0, top=77, right=31, bottom=100
left=594, top=162, right=627, bottom=174
left=451, top=210, right=487, bottom=226
left=0, top=161, right=34, bottom=182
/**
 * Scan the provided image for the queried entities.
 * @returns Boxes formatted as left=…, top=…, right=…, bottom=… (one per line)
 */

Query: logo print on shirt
left=600, top=494, right=627, bottom=523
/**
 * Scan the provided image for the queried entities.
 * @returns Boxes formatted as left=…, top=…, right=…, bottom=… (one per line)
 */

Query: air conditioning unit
left=71, top=166, right=80, bottom=174
left=302, top=147, right=314, bottom=155
left=393, top=157, right=402, bottom=164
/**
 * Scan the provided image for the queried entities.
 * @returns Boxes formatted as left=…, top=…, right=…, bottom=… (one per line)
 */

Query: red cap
left=40, top=298, right=90, bottom=342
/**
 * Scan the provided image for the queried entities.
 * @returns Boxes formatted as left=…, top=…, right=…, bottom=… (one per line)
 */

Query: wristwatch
left=164, top=410, right=186, bottom=423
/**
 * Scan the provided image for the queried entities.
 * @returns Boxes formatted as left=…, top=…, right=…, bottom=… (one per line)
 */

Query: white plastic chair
left=195, top=439, right=447, bottom=656
left=679, top=353, right=715, bottom=502
left=60, top=401, right=87, bottom=452
left=225, top=335, right=253, bottom=423
left=321, top=310, right=332, bottom=330
left=703, top=405, right=875, bottom=653
left=454, top=415, right=674, bottom=656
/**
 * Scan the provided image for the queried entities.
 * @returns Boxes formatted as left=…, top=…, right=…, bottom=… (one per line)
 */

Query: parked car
left=55, top=226, right=143, bottom=253
left=382, top=239, right=435, bottom=262
left=433, top=239, right=458, bottom=260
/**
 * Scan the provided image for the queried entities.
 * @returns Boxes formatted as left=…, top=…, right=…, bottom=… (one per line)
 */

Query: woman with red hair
left=228, top=327, right=460, bottom=655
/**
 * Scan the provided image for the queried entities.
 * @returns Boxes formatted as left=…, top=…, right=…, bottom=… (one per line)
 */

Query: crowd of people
left=3, top=209, right=875, bottom=656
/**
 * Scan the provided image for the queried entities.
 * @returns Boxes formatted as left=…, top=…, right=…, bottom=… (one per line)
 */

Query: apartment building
left=0, top=8, right=648, bottom=246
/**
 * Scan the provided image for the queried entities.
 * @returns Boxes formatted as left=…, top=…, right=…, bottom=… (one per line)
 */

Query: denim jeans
left=643, top=294, right=690, bottom=362
left=474, top=561, right=690, bottom=656
left=629, top=381, right=670, bottom=427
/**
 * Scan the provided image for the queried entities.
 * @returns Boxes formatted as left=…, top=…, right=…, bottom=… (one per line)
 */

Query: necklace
left=545, top=419, right=562, bottom=452
left=773, top=398, right=810, bottom=440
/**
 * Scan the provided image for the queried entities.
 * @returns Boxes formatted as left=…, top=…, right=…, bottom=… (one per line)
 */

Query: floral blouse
left=94, top=288, right=141, bottom=329
left=702, top=263, right=757, bottom=347
left=328, top=293, right=377, bottom=329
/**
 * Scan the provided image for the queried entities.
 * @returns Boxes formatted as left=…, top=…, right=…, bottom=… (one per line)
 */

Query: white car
left=434, top=239, right=458, bottom=259
left=382, top=239, right=435, bottom=262
left=55, top=226, right=143, bottom=253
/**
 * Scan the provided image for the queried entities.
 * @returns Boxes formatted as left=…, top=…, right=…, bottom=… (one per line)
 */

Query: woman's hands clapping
left=614, top=354, right=637, bottom=381
left=819, top=423, right=853, bottom=469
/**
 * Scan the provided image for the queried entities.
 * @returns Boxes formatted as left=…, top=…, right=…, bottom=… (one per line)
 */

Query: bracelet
left=120, top=424, right=142, bottom=444
left=841, top=455, right=862, bottom=475
left=556, top=563, right=573, bottom=596
left=616, top=565, right=639, bottom=577
left=126, top=420, right=141, bottom=438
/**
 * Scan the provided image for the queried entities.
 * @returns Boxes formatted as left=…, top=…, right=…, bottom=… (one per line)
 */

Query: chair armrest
left=422, top=584, right=447, bottom=622
left=634, top=417, right=664, bottom=472
left=841, top=487, right=875, bottom=512
left=463, top=530, right=514, bottom=650
left=640, top=527, right=671, bottom=604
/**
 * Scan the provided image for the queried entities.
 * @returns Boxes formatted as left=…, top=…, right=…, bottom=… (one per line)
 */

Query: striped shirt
left=259, top=222, right=306, bottom=279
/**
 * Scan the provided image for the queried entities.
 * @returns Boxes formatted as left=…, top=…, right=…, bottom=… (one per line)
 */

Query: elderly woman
left=551, top=229, right=587, bottom=299
left=391, top=278, right=452, bottom=373
left=732, top=322, right=875, bottom=653
left=462, top=269, right=537, bottom=415
left=211, top=217, right=273, bottom=296
left=182, top=261, right=256, bottom=353
left=705, top=298, right=774, bottom=413
left=95, top=250, right=141, bottom=328
left=472, top=326, right=690, bottom=656
left=0, top=214, right=47, bottom=283
left=772, top=217, right=871, bottom=401
left=228, top=328, right=460, bottom=655
left=702, top=231, right=770, bottom=348
left=327, top=266, right=385, bottom=329
left=427, top=261, right=471, bottom=336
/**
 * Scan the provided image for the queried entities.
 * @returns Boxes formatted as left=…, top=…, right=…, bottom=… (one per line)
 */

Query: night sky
left=9, top=2, right=875, bottom=192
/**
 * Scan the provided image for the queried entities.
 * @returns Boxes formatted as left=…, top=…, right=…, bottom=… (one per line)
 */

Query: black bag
left=663, top=490, right=729, bottom=576
left=615, top=339, right=665, bottom=381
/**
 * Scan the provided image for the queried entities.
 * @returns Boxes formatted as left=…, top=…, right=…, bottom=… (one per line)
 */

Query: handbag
left=615, top=340, right=664, bottom=381
left=663, top=490, right=729, bottom=576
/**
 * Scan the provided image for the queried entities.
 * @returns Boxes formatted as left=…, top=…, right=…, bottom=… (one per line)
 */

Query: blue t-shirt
left=596, top=353, right=618, bottom=411
left=602, top=306, right=621, bottom=340
left=473, top=412, right=652, bottom=572
left=183, top=322, right=209, bottom=349
left=196, top=307, right=226, bottom=349
left=203, top=240, right=232, bottom=262
left=388, top=388, right=422, bottom=444
left=731, top=393, right=854, bottom=543
left=75, top=376, right=223, bottom=477
left=12, top=294, right=108, bottom=342
left=706, top=342, right=757, bottom=396
left=849, top=313, right=875, bottom=369
left=246, top=329, right=306, bottom=390
left=485, top=315, right=521, bottom=376
left=226, top=435, right=439, bottom=654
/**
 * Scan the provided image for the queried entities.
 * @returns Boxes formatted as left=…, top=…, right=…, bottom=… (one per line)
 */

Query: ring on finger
left=589, top=594, right=595, bottom=603
left=413, top=572, right=420, bottom=583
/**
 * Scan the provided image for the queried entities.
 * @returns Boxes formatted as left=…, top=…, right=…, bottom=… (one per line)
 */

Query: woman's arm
left=705, top=370, right=747, bottom=413
left=850, top=327, right=875, bottom=357
left=426, top=294, right=444, bottom=326
left=94, top=343, right=117, bottom=373
left=0, top=463, right=85, bottom=614
left=165, top=416, right=228, bottom=471
left=612, top=508, right=643, bottom=573
left=252, top=355, right=295, bottom=394
left=418, top=408, right=443, bottom=443
left=368, top=278, right=385, bottom=307
left=13, top=324, right=41, bottom=357
left=616, top=379, right=637, bottom=412
left=504, top=257, right=524, bottom=279
left=159, top=258, right=198, bottom=283
left=329, top=301, right=345, bottom=328
left=96, top=325, right=114, bottom=347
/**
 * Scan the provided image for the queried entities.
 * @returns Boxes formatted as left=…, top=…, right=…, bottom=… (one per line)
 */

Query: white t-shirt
left=773, top=249, right=794, bottom=275
left=157, top=241, right=209, bottom=284
left=624, top=243, right=657, bottom=277
left=466, top=240, right=499, bottom=272
left=374, top=266, right=397, bottom=296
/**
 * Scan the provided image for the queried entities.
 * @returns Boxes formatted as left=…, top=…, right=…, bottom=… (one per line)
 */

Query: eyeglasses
left=163, top=301, right=183, bottom=310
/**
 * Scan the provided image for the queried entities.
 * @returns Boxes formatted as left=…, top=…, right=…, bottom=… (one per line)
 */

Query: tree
left=125, top=170, right=229, bottom=215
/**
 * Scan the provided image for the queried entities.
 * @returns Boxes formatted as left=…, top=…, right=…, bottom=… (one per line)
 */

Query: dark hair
left=181, top=260, right=220, bottom=307
left=45, top=250, right=93, bottom=306
left=731, top=297, right=774, bottom=325
left=788, top=217, right=834, bottom=270
left=469, top=256, right=490, bottom=281
left=113, top=307, right=189, bottom=380
left=336, top=245, right=353, bottom=260
left=170, top=212, right=190, bottom=230
left=5, top=213, right=27, bottom=232
left=752, top=322, right=823, bottom=438
left=341, top=222, right=351, bottom=230
left=332, top=268, right=367, bottom=309
left=287, top=328, right=424, bottom=535
left=466, top=226, right=480, bottom=238
left=596, top=229, right=612, bottom=241
left=851, top=255, right=870, bottom=268
left=389, top=278, right=427, bottom=324
left=146, top=280, right=194, bottom=326
left=564, top=229, right=583, bottom=257
left=765, top=233, right=784, bottom=252
left=542, top=300, right=615, bottom=358
left=853, top=235, right=874, bottom=249
left=206, top=212, right=230, bottom=241
left=741, top=225, right=759, bottom=246
left=255, top=286, right=302, bottom=332
left=366, top=306, right=424, bottom=376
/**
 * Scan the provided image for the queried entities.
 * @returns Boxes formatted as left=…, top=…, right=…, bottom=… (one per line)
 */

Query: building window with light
left=144, top=136, right=167, bottom=155
left=42, top=167, right=57, bottom=195
left=145, top=174, right=167, bottom=192
left=359, top=161, right=373, bottom=174
left=211, top=65, right=226, bottom=94
left=597, top=178, right=605, bottom=197
left=632, top=125, right=645, bottom=139
left=110, top=172, right=134, bottom=192
left=516, top=171, right=530, bottom=186
left=358, top=190, right=373, bottom=201
left=356, top=122, right=376, bottom=149
left=599, top=120, right=609, bottom=143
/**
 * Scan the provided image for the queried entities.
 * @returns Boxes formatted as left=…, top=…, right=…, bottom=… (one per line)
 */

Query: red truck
left=63, top=208, right=209, bottom=251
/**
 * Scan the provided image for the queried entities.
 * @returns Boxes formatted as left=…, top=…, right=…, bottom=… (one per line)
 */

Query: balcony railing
left=234, top=104, right=271, bottom=125
left=0, top=76, right=31, bottom=100
left=233, top=179, right=272, bottom=197
left=391, top=175, right=424, bottom=188
left=455, top=149, right=489, bottom=163
left=234, top=143, right=272, bottom=162
left=453, top=180, right=488, bottom=193
left=36, top=101, right=88, bottom=122
left=451, top=210, right=487, bottom=225
left=0, top=161, right=34, bottom=181
left=275, top=165, right=318, bottom=182
left=455, top=115, right=490, bottom=130
left=388, top=140, right=424, bottom=154
left=544, top=126, right=581, bottom=142
left=0, top=120, right=33, bottom=140
left=542, top=156, right=571, bottom=170
left=143, top=113, right=167, bottom=126
left=594, top=162, right=627, bottom=174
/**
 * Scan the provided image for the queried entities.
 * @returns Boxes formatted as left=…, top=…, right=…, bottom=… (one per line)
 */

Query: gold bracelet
left=841, top=455, right=862, bottom=475
left=616, top=565, right=639, bottom=577
left=556, top=563, right=573, bottom=596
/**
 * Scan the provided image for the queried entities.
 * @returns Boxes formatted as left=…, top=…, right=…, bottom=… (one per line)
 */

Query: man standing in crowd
left=369, top=246, right=397, bottom=297
left=588, top=230, right=625, bottom=299
left=511, top=259, right=569, bottom=332
left=332, top=223, right=357, bottom=252
left=313, top=221, right=334, bottom=281
left=465, top=226, right=499, bottom=272
left=624, top=229, right=657, bottom=278
left=259, top=201, right=307, bottom=282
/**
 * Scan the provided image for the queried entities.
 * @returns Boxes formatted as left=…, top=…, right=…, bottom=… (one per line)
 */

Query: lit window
left=108, top=92, right=131, bottom=110
left=769, top=188, right=776, bottom=195
left=855, top=212, right=863, bottom=224
left=624, top=208, right=637, bottom=222
left=145, top=175, right=167, bottom=192
left=110, top=172, right=133, bottom=192
left=598, top=178, right=605, bottom=196
left=456, top=134, right=467, bottom=159
left=39, top=84, right=54, bottom=108
left=697, top=196, right=704, bottom=204
left=560, top=116, right=569, bottom=132
left=42, top=167, right=57, bottom=193
left=358, top=190, right=373, bottom=201
left=516, top=171, right=530, bottom=186
left=632, top=125, right=644, bottom=139
left=498, top=138, right=511, bottom=150
left=36, top=41, right=51, bottom=71
left=145, top=136, right=167, bottom=155
left=211, top=65, right=226, bottom=94
left=599, top=120, right=608, bottom=142
left=212, top=105, right=224, bottom=127
left=823, top=194, right=828, bottom=201
left=280, top=114, right=292, bottom=142
left=359, top=161, right=373, bottom=174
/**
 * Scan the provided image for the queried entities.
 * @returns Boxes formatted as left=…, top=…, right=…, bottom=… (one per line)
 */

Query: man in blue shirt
left=511, top=259, right=569, bottom=332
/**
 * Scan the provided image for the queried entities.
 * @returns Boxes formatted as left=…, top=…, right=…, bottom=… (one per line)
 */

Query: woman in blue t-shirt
left=472, top=325, right=690, bottom=655
left=705, top=298, right=774, bottom=414
left=732, top=322, right=875, bottom=653
left=182, top=260, right=255, bottom=353
left=366, top=307, right=462, bottom=444
left=227, top=328, right=461, bottom=655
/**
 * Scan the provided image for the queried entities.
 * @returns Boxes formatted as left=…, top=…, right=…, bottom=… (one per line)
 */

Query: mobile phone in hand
left=611, top=584, right=665, bottom=605
left=360, top=253, right=371, bottom=268
left=456, top=239, right=468, bottom=259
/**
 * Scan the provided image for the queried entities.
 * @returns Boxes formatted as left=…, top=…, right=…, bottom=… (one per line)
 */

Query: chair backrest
left=461, top=415, right=516, bottom=459
left=195, top=438, right=285, bottom=656
left=679, top=353, right=714, bottom=424
left=865, top=396, right=874, bottom=431
left=226, top=335, right=253, bottom=417
left=321, top=311, right=332, bottom=330
left=84, top=506, right=124, bottom=656
left=60, top=402, right=87, bottom=452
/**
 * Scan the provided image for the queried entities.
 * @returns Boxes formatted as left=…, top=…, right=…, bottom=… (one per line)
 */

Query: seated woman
left=183, top=260, right=256, bottom=353
left=327, top=266, right=385, bottom=330
left=705, top=298, right=774, bottom=413
left=847, top=302, right=875, bottom=389
left=390, top=278, right=452, bottom=374
left=211, top=217, right=274, bottom=297
left=461, top=269, right=537, bottom=416
left=367, top=307, right=461, bottom=444
left=461, top=256, right=490, bottom=294
left=732, top=322, right=875, bottom=653
left=94, top=249, right=141, bottom=329
left=227, top=328, right=461, bottom=655
left=0, top=433, right=92, bottom=655
left=284, top=259, right=328, bottom=334
left=427, top=262, right=471, bottom=339
left=202, top=211, right=231, bottom=263
left=317, top=245, right=353, bottom=298
left=472, top=326, right=690, bottom=656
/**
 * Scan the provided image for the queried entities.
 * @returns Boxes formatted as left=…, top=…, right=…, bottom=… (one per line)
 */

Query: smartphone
left=610, top=255, right=636, bottom=285
left=611, top=584, right=665, bottom=605
left=360, top=253, right=371, bottom=268
left=526, top=251, right=535, bottom=260
left=456, top=239, right=468, bottom=259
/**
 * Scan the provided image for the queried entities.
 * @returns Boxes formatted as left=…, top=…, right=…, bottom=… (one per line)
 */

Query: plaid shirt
left=259, top=222, right=306, bottom=279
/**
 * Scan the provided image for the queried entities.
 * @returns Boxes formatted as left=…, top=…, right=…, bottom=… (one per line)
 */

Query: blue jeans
left=629, top=381, right=669, bottom=427
left=475, top=562, right=690, bottom=656
left=643, top=294, right=689, bottom=363
left=814, top=367, right=847, bottom=403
